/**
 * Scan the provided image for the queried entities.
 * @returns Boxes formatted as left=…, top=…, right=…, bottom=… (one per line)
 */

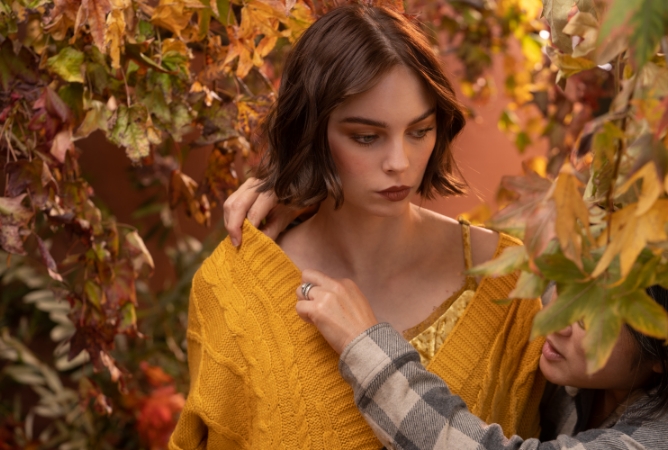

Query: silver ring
left=301, top=282, right=314, bottom=300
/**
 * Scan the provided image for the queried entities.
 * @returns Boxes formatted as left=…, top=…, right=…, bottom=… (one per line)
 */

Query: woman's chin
left=539, top=355, right=569, bottom=386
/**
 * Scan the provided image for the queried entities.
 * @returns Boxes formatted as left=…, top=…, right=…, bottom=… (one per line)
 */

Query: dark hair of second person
left=256, top=4, right=467, bottom=208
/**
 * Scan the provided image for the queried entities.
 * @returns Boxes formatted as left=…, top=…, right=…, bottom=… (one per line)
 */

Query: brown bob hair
left=256, top=4, right=467, bottom=207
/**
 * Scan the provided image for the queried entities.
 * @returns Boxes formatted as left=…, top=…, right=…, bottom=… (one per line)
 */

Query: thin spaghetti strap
left=458, top=216, right=474, bottom=271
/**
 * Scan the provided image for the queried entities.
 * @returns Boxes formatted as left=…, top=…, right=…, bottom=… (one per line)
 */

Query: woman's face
left=539, top=320, right=661, bottom=391
left=326, top=65, right=437, bottom=216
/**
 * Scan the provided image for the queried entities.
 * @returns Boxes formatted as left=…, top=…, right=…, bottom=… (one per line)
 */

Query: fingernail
left=231, top=237, right=239, bottom=247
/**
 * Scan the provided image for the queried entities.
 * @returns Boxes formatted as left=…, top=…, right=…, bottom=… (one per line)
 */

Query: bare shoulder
left=469, top=225, right=500, bottom=267
left=411, top=205, right=499, bottom=266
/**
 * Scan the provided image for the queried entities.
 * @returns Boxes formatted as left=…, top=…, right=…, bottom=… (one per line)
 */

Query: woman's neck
left=588, top=388, right=636, bottom=429
left=299, top=198, right=423, bottom=282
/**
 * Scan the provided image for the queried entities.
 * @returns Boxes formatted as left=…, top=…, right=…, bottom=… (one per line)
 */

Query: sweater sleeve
left=339, top=323, right=660, bottom=450
left=168, top=285, right=209, bottom=450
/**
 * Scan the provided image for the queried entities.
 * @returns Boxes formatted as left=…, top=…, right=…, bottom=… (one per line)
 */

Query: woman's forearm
left=338, top=323, right=648, bottom=450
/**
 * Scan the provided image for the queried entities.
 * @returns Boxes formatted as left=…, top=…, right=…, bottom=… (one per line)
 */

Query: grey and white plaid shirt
left=339, top=323, right=668, bottom=450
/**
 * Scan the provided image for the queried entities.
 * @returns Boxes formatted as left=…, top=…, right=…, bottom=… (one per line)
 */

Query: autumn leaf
left=44, top=0, right=80, bottom=41
left=592, top=200, right=668, bottom=279
left=105, top=1, right=128, bottom=69
left=552, top=162, right=591, bottom=268
left=562, top=11, right=599, bottom=58
left=618, top=288, right=668, bottom=340
left=50, top=128, right=75, bottom=163
left=487, top=171, right=553, bottom=238
left=616, top=161, right=662, bottom=216
left=109, top=106, right=151, bottom=162
left=523, top=199, right=557, bottom=259
left=169, top=170, right=211, bottom=226
left=151, top=0, right=203, bottom=38
left=532, top=278, right=606, bottom=340
left=35, top=235, right=64, bottom=282
left=76, top=100, right=111, bottom=138
left=201, top=148, right=239, bottom=207
left=0, top=194, right=34, bottom=255
left=540, top=0, right=575, bottom=54
left=508, top=271, right=548, bottom=299
left=0, top=40, right=39, bottom=90
left=124, top=230, right=154, bottom=274
left=468, top=245, right=528, bottom=277
left=77, top=0, right=112, bottom=52
left=581, top=299, right=622, bottom=373
left=545, top=46, right=597, bottom=82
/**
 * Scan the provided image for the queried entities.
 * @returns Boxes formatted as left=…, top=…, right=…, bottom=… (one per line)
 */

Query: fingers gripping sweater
left=168, top=221, right=545, bottom=449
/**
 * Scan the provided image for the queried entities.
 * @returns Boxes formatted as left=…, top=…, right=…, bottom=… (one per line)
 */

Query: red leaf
left=35, top=235, right=64, bottom=282
left=0, top=226, right=26, bottom=255
left=6, top=159, right=58, bottom=208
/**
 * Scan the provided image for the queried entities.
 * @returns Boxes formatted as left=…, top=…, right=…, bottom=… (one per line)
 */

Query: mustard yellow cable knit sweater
left=169, top=221, right=545, bottom=450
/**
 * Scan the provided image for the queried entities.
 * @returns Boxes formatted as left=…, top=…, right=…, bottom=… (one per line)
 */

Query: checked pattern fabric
left=338, top=323, right=668, bottom=450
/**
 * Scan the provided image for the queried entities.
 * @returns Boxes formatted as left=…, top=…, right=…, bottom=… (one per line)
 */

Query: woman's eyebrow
left=339, top=107, right=436, bottom=128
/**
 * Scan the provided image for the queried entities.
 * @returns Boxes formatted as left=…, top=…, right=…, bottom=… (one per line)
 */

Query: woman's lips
left=377, top=186, right=411, bottom=202
left=542, top=339, right=565, bottom=362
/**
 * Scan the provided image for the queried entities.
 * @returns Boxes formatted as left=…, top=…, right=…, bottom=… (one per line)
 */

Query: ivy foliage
left=1, top=0, right=668, bottom=447
left=475, top=0, right=668, bottom=373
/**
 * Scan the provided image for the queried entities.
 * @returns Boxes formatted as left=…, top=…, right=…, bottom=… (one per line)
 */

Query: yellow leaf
left=562, top=11, right=599, bottom=58
left=522, top=156, right=548, bottom=177
left=162, top=38, right=188, bottom=57
left=151, top=0, right=203, bottom=38
left=592, top=200, right=668, bottom=279
left=105, top=8, right=126, bottom=69
left=552, top=162, right=591, bottom=269
left=545, top=46, right=597, bottom=80
left=616, top=162, right=662, bottom=216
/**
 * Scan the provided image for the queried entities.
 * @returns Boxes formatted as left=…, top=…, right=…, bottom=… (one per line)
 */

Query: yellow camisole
left=404, top=218, right=479, bottom=366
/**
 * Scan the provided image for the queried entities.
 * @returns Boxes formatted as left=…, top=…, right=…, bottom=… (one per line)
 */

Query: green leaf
left=532, top=279, right=605, bottom=339
left=216, top=0, right=232, bottom=25
left=170, top=103, right=192, bottom=141
left=75, top=100, right=110, bottom=139
left=109, top=106, right=151, bottom=162
left=508, top=271, right=548, bottom=299
left=468, top=245, right=528, bottom=277
left=535, top=248, right=588, bottom=283
left=58, top=83, right=84, bottom=123
left=0, top=40, right=38, bottom=90
left=47, top=47, right=85, bottom=83
left=582, top=304, right=622, bottom=373
left=629, top=0, right=667, bottom=68
left=515, top=131, right=531, bottom=154
left=618, top=289, right=668, bottom=339
left=598, top=0, right=642, bottom=44
left=541, top=0, right=576, bottom=54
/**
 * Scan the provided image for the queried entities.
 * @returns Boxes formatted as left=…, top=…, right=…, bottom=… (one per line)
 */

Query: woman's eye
left=576, top=319, right=586, bottom=330
left=352, top=135, right=377, bottom=146
left=411, top=127, right=434, bottom=139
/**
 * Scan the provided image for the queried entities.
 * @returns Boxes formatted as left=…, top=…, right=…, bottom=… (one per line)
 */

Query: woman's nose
left=554, top=325, right=573, bottom=337
left=382, top=139, right=410, bottom=173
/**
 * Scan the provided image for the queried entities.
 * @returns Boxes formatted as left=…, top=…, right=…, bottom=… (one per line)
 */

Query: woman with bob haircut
left=170, top=4, right=545, bottom=449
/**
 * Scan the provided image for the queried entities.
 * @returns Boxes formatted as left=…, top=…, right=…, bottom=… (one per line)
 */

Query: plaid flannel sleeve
left=338, top=323, right=660, bottom=450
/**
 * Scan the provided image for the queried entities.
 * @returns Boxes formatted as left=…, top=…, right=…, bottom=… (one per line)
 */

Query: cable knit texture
left=168, top=221, right=545, bottom=449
